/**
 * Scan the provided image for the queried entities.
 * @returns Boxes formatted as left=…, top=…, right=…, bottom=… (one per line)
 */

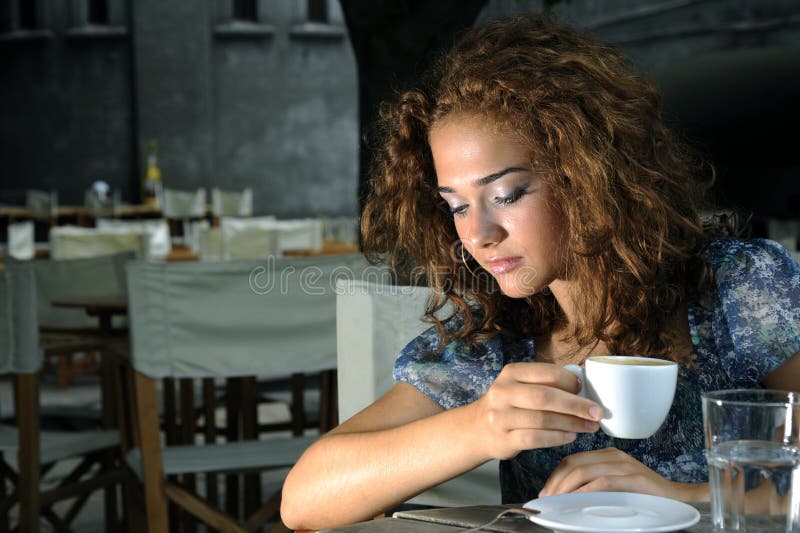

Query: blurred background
left=1, top=0, right=799, bottom=233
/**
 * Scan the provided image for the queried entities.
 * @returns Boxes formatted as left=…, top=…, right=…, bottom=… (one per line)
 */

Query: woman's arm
left=761, top=351, right=800, bottom=392
left=540, top=352, right=800, bottom=501
left=281, top=363, right=602, bottom=531
left=540, top=447, right=710, bottom=501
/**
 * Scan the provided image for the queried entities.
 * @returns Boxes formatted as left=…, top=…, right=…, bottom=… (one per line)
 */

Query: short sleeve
left=393, top=324, right=501, bottom=409
left=392, top=314, right=538, bottom=409
left=704, top=238, right=800, bottom=386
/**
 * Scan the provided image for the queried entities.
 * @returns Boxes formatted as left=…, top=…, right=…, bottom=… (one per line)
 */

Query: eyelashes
left=449, top=184, right=531, bottom=217
left=450, top=205, right=468, bottom=216
left=495, top=184, right=531, bottom=206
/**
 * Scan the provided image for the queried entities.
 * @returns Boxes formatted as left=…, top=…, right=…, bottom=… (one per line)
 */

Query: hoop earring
left=461, top=244, right=476, bottom=276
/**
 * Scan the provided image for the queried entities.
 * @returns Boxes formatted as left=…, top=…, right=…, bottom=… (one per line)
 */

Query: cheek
left=453, top=219, right=473, bottom=252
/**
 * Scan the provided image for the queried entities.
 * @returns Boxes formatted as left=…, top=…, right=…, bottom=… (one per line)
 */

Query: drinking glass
left=702, top=389, right=800, bottom=532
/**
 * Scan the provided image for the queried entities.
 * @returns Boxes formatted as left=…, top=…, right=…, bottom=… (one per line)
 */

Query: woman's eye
left=495, top=185, right=530, bottom=206
left=450, top=205, right=468, bottom=217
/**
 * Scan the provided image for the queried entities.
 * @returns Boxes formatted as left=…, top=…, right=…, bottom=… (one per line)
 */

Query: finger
left=541, top=449, right=629, bottom=496
left=503, top=362, right=582, bottom=393
left=508, top=428, right=578, bottom=450
left=546, top=447, right=625, bottom=470
left=497, top=407, right=601, bottom=434
left=571, top=474, right=654, bottom=495
left=507, top=383, right=603, bottom=422
left=542, top=461, right=636, bottom=496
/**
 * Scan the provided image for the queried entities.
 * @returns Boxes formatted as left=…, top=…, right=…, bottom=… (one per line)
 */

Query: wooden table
left=51, top=295, right=128, bottom=335
left=316, top=502, right=713, bottom=532
left=283, top=241, right=359, bottom=258
left=0, top=244, right=198, bottom=263
left=0, top=204, right=164, bottom=225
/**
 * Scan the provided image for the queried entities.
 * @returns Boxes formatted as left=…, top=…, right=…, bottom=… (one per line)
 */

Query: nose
left=463, top=207, right=503, bottom=250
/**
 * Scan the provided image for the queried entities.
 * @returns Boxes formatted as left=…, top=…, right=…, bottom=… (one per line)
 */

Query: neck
left=547, top=279, right=576, bottom=326
left=544, top=279, right=610, bottom=361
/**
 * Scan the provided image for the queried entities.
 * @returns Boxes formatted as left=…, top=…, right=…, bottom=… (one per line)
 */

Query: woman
left=281, top=13, right=800, bottom=531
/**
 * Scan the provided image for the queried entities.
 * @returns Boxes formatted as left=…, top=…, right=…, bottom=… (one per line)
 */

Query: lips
left=484, top=256, right=522, bottom=274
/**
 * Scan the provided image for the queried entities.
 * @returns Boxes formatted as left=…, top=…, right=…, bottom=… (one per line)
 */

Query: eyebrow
left=436, top=167, right=528, bottom=194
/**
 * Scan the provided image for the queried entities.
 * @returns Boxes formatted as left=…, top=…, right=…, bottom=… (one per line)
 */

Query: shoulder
left=393, top=316, right=533, bottom=409
left=699, top=236, right=800, bottom=314
left=701, top=237, right=800, bottom=287
left=698, top=237, right=800, bottom=385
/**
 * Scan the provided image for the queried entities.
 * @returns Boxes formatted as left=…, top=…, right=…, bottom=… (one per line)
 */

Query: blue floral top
left=393, top=238, right=800, bottom=503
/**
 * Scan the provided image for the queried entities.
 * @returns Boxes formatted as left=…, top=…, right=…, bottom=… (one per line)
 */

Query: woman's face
left=430, top=113, right=565, bottom=298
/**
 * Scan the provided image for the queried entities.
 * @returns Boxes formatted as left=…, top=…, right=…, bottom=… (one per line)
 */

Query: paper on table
left=392, top=505, right=545, bottom=532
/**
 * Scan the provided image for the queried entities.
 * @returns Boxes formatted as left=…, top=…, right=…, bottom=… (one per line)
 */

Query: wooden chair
left=28, top=252, right=133, bottom=390
left=25, top=189, right=58, bottom=229
left=49, top=226, right=147, bottom=261
left=96, top=218, right=172, bottom=261
left=274, top=219, right=324, bottom=255
left=211, top=188, right=253, bottom=225
left=336, top=280, right=502, bottom=508
left=0, top=261, right=127, bottom=531
left=219, top=217, right=325, bottom=259
left=6, top=221, right=34, bottom=261
left=162, top=188, right=208, bottom=252
left=219, top=216, right=278, bottom=260
left=321, top=216, right=359, bottom=246
left=121, top=255, right=369, bottom=532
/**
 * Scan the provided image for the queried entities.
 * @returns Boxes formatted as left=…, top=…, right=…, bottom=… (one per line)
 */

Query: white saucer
left=522, top=492, right=701, bottom=533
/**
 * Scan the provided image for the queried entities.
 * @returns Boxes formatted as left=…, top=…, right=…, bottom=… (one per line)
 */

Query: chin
left=494, top=269, right=542, bottom=298
left=495, top=280, right=540, bottom=299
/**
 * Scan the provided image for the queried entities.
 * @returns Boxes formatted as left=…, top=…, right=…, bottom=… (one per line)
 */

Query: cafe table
left=51, top=294, right=128, bottom=335
left=283, top=240, right=359, bottom=258
left=309, top=502, right=713, bottom=532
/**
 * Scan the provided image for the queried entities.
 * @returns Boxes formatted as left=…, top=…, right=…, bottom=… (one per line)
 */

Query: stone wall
left=2, top=0, right=797, bottom=220
left=0, top=0, right=359, bottom=218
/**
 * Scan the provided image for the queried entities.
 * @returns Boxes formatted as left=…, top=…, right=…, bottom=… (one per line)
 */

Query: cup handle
left=563, top=364, right=586, bottom=397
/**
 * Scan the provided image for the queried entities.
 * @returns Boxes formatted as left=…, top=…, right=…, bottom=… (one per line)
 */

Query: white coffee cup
left=564, top=356, right=678, bottom=439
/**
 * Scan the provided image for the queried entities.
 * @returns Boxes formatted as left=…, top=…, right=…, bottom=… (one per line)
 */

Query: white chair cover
left=7, top=221, right=35, bottom=260
left=336, top=280, right=501, bottom=507
left=184, top=219, right=209, bottom=253
left=0, top=262, right=41, bottom=373
left=96, top=218, right=171, bottom=260
left=211, top=188, right=253, bottom=217
left=25, top=189, right=57, bottom=218
left=275, top=219, right=324, bottom=253
left=220, top=216, right=278, bottom=260
left=336, top=281, right=438, bottom=422
left=199, top=227, right=223, bottom=261
left=125, top=254, right=371, bottom=379
left=162, top=188, right=207, bottom=218
left=0, top=261, right=121, bottom=479
left=28, top=252, right=132, bottom=328
left=50, top=226, right=147, bottom=260
left=124, top=255, right=337, bottom=510
left=323, top=216, right=359, bottom=245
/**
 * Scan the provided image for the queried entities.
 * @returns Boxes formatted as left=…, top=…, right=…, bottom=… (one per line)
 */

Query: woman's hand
left=540, top=447, right=709, bottom=502
left=470, top=362, right=603, bottom=460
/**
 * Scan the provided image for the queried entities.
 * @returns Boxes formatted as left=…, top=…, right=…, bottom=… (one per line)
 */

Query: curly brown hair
left=361, top=13, right=717, bottom=361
